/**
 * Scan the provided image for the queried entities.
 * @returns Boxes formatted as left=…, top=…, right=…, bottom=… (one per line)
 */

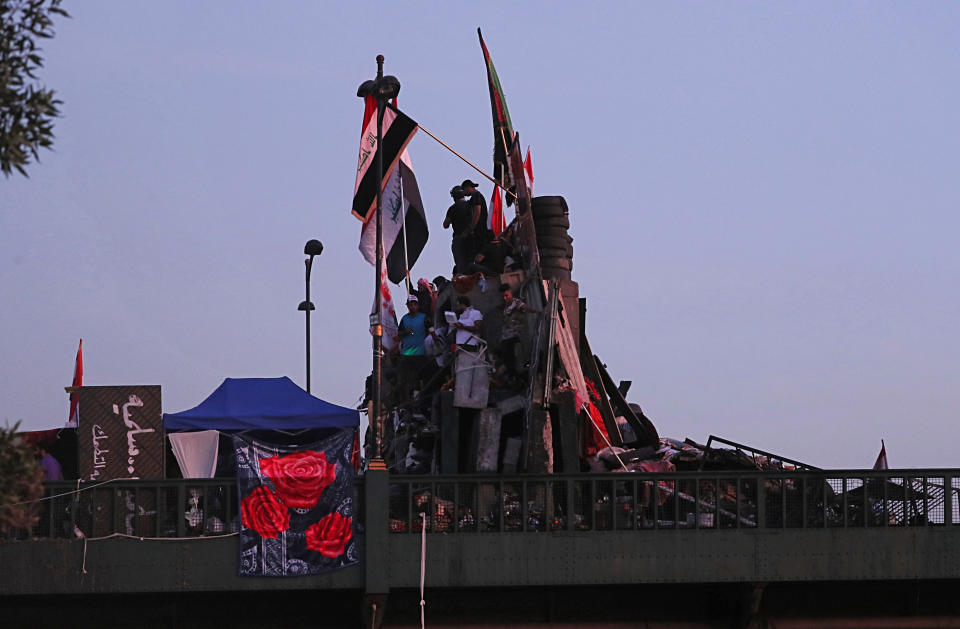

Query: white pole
left=400, top=164, right=412, bottom=295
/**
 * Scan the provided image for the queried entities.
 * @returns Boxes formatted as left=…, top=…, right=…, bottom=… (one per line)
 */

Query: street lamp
left=357, top=55, right=400, bottom=462
left=298, top=239, right=323, bottom=394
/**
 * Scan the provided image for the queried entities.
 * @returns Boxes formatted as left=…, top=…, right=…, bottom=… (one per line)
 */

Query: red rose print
left=240, top=486, right=289, bottom=539
left=260, top=450, right=336, bottom=509
left=306, top=512, right=353, bottom=558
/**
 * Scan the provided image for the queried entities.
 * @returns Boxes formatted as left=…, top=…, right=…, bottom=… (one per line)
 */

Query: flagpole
left=415, top=123, right=517, bottom=200
left=399, top=172, right=413, bottom=295
left=373, top=55, right=386, bottom=463
left=358, top=56, right=402, bottom=467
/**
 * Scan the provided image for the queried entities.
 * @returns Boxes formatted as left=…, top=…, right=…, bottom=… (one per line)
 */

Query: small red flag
left=490, top=184, right=506, bottom=237
left=67, top=339, right=83, bottom=427
left=523, top=147, right=534, bottom=196
left=873, top=439, right=888, bottom=470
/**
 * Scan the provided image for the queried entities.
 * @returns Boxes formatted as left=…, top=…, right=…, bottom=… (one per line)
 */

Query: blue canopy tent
left=162, top=377, right=359, bottom=478
left=163, top=376, right=359, bottom=432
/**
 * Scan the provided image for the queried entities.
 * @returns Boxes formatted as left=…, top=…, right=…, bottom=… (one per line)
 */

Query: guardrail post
left=945, top=474, right=953, bottom=526
left=756, top=476, right=766, bottom=529
left=365, top=460, right=390, bottom=591
left=364, top=459, right=390, bottom=627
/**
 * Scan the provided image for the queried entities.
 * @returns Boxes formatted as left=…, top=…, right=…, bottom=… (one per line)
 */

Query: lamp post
left=298, top=239, right=323, bottom=394
left=357, top=56, right=400, bottom=462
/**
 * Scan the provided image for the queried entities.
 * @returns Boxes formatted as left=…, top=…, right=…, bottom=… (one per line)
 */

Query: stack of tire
left=532, top=195, right=573, bottom=281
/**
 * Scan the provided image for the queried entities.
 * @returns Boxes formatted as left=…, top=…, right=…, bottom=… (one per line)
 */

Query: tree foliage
left=0, top=421, right=43, bottom=533
left=0, top=0, right=68, bottom=177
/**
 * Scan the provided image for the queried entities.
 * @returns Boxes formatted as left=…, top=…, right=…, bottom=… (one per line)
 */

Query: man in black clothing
left=461, top=179, right=491, bottom=254
left=467, top=237, right=508, bottom=276
left=443, top=185, right=475, bottom=274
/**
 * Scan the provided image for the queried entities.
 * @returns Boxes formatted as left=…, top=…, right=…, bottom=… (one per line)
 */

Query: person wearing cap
left=398, top=294, right=428, bottom=356
left=396, top=294, right=430, bottom=403
left=443, top=185, right=475, bottom=274
left=461, top=179, right=491, bottom=255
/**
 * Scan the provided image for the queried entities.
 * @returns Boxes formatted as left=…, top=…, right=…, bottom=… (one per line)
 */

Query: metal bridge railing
left=9, top=469, right=958, bottom=540
left=22, top=479, right=239, bottom=540
left=386, top=469, right=960, bottom=533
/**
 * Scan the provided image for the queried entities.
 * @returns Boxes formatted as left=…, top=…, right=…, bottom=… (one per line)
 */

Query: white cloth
left=169, top=430, right=220, bottom=478
left=455, top=307, right=483, bottom=345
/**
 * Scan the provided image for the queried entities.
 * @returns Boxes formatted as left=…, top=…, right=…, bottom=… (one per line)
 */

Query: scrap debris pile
left=363, top=192, right=821, bottom=489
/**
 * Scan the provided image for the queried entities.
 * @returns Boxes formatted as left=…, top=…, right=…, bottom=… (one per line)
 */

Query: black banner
left=76, top=385, right=163, bottom=480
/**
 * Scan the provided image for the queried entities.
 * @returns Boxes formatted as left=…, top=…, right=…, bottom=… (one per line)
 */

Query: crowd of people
left=361, top=175, right=541, bottom=468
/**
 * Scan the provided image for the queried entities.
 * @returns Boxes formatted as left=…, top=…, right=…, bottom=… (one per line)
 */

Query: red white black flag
left=359, top=148, right=429, bottom=284
left=352, top=97, right=418, bottom=222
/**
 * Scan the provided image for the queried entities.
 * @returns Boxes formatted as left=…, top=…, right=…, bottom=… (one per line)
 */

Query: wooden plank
left=501, top=437, right=522, bottom=473
left=595, top=353, right=659, bottom=447
left=439, top=390, right=458, bottom=474
left=553, top=390, right=580, bottom=473
left=579, top=335, right=623, bottom=446
left=542, top=279, right=560, bottom=405
left=496, top=395, right=526, bottom=416
left=525, top=408, right=554, bottom=474
left=472, top=408, right=502, bottom=473
left=554, top=302, right=588, bottom=406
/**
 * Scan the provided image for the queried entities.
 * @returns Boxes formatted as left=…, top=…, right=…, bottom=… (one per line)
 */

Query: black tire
left=538, top=245, right=573, bottom=259
left=533, top=216, right=570, bottom=230
left=535, top=225, right=570, bottom=239
left=536, top=235, right=573, bottom=250
left=531, top=195, right=569, bottom=213
left=539, top=257, right=572, bottom=271
left=531, top=205, right=567, bottom=220
left=531, top=196, right=569, bottom=220
left=540, top=267, right=571, bottom=281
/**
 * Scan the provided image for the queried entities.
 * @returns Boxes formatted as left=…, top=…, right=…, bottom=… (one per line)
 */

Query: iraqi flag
left=359, top=148, right=428, bottom=284
left=66, top=339, right=82, bottom=427
left=352, top=97, right=418, bottom=223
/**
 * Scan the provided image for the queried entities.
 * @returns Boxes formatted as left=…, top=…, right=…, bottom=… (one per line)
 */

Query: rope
left=0, top=477, right=135, bottom=508
left=78, top=531, right=239, bottom=574
left=419, top=511, right=427, bottom=629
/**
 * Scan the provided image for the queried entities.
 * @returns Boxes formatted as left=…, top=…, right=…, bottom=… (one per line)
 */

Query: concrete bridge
left=4, top=468, right=960, bottom=627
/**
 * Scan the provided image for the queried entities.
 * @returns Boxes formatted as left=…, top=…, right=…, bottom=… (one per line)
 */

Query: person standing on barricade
left=461, top=179, right=490, bottom=256
left=443, top=186, right=476, bottom=274
left=396, top=295, right=429, bottom=402
left=453, top=296, right=483, bottom=352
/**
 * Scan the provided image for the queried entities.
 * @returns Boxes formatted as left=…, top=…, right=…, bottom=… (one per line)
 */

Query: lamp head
left=356, top=79, right=377, bottom=98
left=304, top=239, right=323, bottom=257
left=376, top=75, right=401, bottom=101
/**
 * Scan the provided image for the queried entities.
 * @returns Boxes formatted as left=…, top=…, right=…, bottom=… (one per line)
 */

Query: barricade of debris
left=363, top=193, right=821, bottom=483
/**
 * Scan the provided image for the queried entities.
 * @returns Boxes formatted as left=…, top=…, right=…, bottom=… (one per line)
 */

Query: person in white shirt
left=453, top=296, right=483, bottom=350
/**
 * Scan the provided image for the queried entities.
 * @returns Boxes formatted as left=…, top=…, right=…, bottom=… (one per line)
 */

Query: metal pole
left=305, top=257, right=312, bottom=393
left=373, top=54, right=385, bottom=462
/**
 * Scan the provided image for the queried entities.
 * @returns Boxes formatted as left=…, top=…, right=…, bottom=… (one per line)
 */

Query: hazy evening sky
left=2, top=2, right=958, bottom=468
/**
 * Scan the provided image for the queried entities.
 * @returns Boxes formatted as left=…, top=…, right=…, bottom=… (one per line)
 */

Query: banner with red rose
left=233, top=431, right=358, bottom=576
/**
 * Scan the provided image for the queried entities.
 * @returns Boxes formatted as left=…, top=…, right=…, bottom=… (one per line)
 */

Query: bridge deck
left=2, top=469, right=958, bottom=596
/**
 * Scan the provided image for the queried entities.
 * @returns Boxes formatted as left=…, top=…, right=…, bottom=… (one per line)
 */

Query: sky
left=2, top=2, right=959, bottom=469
